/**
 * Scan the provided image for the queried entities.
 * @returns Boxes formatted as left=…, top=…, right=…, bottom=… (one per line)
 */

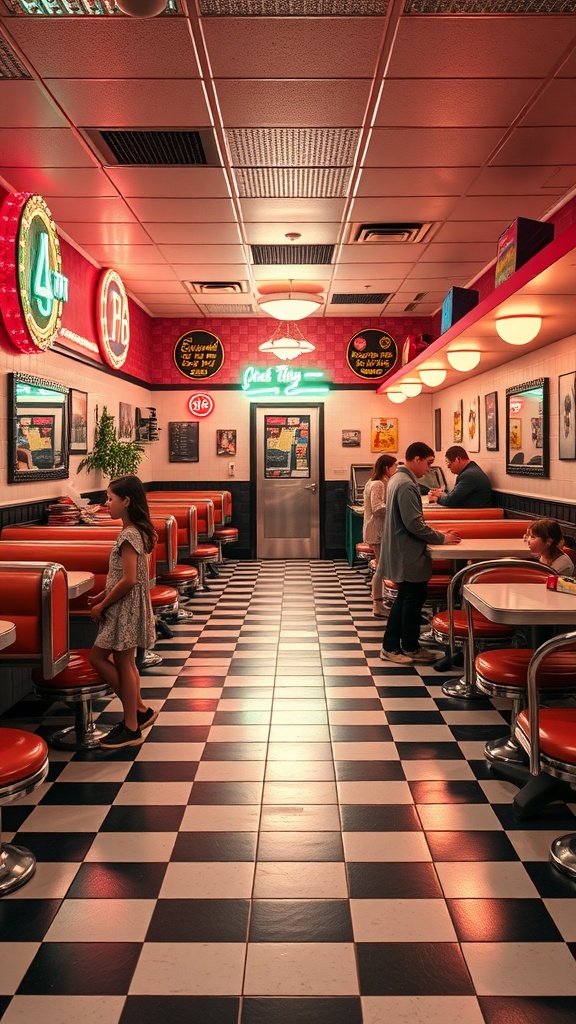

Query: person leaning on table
left=428, top=445, right=493, bottom=508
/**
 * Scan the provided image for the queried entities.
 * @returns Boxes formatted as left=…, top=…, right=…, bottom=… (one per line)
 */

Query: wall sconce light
left=495, top=315, right=542, bottom=345
left=398, top=379, right=423, bottom=397
left=419, top=367, right=447, bottom=387
left=385, top=389, right=408, bottom=404
left=257, top=291, right=324, bottom=321
left=447, top=350, right=481, bottom=372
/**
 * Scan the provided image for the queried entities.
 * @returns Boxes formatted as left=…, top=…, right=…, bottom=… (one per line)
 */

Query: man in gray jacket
left=380, top=441, right=461, bottom=665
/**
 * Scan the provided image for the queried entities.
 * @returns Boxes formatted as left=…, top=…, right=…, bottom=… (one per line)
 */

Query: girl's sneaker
left=100, top=723, right=144, bottom=748
left=137, top=707, right=158, bottom=730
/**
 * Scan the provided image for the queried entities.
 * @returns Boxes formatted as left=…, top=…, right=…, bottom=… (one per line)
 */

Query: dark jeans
left=383, top=580, right=428, bottom=653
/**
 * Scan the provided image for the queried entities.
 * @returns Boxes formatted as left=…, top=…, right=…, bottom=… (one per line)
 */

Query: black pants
left=383, top=580, right=428, bottom=654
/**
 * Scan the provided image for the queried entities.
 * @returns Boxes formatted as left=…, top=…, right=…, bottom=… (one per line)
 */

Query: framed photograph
left=434, top=409, right=441, bottom=453
left=119, top=402, right=134, bottom=441
left=216, top=429, right=236, bottom=456
left=342, top=429, right=361, bottom=447
left=69, top=388, right=88, bottom=454
left=467, top=395, right=480, bottom=453
left=559, top=371, right=576, bottom=459
left=453, top=399, right=463, bottom=443
left=509, top=417, right=522, bottom=449
left=531, top=416, right=543, bottom=448
left=484, top=392, right=499, bottom=451
left=371, top=417, right=398, bottom=453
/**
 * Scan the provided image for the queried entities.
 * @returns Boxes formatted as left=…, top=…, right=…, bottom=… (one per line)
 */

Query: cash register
left=348, top=464, right=373, bottom=508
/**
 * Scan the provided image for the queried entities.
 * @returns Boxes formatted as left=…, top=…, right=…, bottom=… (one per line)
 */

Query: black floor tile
left=335, top=760, right=406, bottom=782
left=126, top=761, right=199, bottom=782
left=17, top=942, right=142, bottom=994
left=147, top=725, right=210, bottom=742
left=395, top=742, right=464, bottom=760
left=330, top=725, right=392, bottom=742
left=347, top=860, right=442, bottom=898
left=493, top=803, right=576, bottom=832
left=479, top=997, right=576, bottom=1024
left=170, top=831, right=257, bottom=861
left=0, top=899, right=61, bottom=942
left=356, top=942, right=474, bottom=995
left=386, top=711, right=445, bottom=725
left=13, top=832, right=96, bottom=862
left=249, top=899, right=353, bottom=942
left=100, top=805, right=185, bottom=832
left=426, top=830, right=520, bottom=862
left=447, top=898, right=563, bottom=942
left=147, top=899, right=250, bottom=941
left=39, top=782, right=122, bottom=805
left=120, top=996, right=240, bottom=1024
left=241, top=997, right=362, bottom=1024
left=202, top=742, right=267, bottom=760
left=410, top=780, right=489, bottom=804
left=188, top=781, right=263, bottom=804
left=66, top=862, right=168, bottom=900
left=524, top=861, right=576, bottom=898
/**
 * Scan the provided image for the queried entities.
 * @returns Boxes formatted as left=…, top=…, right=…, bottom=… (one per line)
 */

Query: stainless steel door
left=256, top=405, right=320, bottom=559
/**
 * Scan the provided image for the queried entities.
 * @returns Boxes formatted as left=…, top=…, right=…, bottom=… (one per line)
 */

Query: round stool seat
left=151, top=584, right=179, bottom=606
left=356, top=543, right=373, bottom=557
left=0, top=729, right=48, bottom=789
left=160, top=565, right=199, bottom=584
left=433, top=609, right=514, bottom=639
left=32, top=649, right=101, bottom=689
left=477, top=648, right=576, bottom=689
left=517, top=708, right=576, bottom=764
left=213, top=528, right=238, bottom=542
left=192, top=544, right=219, bottom=559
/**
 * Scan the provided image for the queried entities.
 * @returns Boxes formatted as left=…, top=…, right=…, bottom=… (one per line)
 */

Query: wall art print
left=467, top=395, right=480, bottom=453
left=559, top=371, right=576, bottom=460
left=453, top=399, right=463, bottom=443
left=69, top=389, right=88, bottom=454
left=342, top=429, right=361, bottom=447
left=484, top=391, right=498, bottom=451
left=371, top=418, right=398, bottom=453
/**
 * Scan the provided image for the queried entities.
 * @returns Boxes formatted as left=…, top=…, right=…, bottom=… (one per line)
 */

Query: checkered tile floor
left=1, top=560, right=576, bottom=1024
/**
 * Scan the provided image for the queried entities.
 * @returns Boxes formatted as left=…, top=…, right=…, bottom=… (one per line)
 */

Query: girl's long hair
left=528, top=518, right=564, bottom=560
left=109, top=476, right=157, bottom=553
left=371, top=454, right=397, bottom=480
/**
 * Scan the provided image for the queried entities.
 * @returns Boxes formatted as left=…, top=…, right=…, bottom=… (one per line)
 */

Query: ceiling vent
left=201, top=303, right=255, bottom=314
left=331, top=292, right=391, bottom=305
left=83, top=129, right=219, bottom=166
left=186, top=282, right=248, bottom=294
left=404, top=291, right=427, bottom=311
left=404, top=0, right=576, bottom=12
left=0, top=37, right=31, bottom=78
left=235, top=167, right=349, bottom=199
left=251, top=244, right=334, bottom=266
left=199, top=0, right=386, bottom=15
left=350, top=222, right=433, bottom=244
left=226, top=128, right=360, bottom=168
left=5, top=0, right=182, bottom=15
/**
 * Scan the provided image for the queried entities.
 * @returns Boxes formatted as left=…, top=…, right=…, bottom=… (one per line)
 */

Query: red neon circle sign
left=188, top=393, right=214, bottom=418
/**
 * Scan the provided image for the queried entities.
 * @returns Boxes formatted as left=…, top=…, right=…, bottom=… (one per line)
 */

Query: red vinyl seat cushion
left=213, top=528, right=238, bottom=541
left=477, top=648, right=576, bottom=689
left=159, top=565, right=199, bottom=583
left=191, top=544, right=219, bottom=559
left=433, top=609, right=514, bottom=639
left=517, top=708, right=576, bottom=764
left=32, top=649, right=101, bottom=688
left=0, top=728, right=48, bottom=786
left=150, top=585, right=179, bottom=606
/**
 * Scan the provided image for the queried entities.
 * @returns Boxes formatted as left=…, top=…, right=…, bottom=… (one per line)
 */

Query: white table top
left=429, top=537, right=529, bottom=560
left=0, top=620, right=16, bottom=651
left=463, top=583, right=576, bottom=625
left=68, top=571, right=94, bottom=599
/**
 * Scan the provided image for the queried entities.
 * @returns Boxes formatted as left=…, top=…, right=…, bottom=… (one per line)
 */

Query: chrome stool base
left=550, top=832, right=576, bottom=879
left=442, top=677, right=485, bottom=700
left=51, top=721, right=111, bottom=750
left=0, top=842, right=36, bottom=896
left=485, top=734, right=528, bottom=765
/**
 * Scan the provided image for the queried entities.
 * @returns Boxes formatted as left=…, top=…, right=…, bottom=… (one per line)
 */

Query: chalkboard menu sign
left=168, top=421, right=199, bottom=462
left=346, top=330, right=398, bottom=380
left=173, top=330, right=224, bottom=380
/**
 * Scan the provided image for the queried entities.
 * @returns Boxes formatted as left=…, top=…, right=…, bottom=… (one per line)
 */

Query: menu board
left=173, top=330, right=224, bottom=380
left=168, top=421, right=199, bottom=462
left=264, top=415, right=310, bottom=479
left=346, top=330, right=398, bottom=380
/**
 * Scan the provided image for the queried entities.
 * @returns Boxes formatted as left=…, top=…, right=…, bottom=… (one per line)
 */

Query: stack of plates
left=47, top=501, right=81, bottom=526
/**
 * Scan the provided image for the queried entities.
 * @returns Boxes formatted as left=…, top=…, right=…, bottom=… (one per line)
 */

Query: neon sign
left=188, top=393, right=215, bottom=417
left=241, top=365, right=330, bottom=398
left=0, top=192, right=68, bottom=353
left=96, top=268, right=130, bottom=369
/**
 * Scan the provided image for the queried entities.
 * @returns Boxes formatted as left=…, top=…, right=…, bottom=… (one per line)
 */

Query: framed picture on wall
left=559, top=371, right=576, bottom=459
left=342, top=429, right=361, bottom=447
left=371, top=418, right=398, bottom=453
left=434, top=409, right=441, bottom=452
left=484, top=392, right=499, bottom=451
left=216, top=429, right=237, bottom=455
left=467, top=395, right=480, bottom=453
left=69, top=389, right=88, bottom=454
left=119, top=402, right=134, bottom=441
left=453, top=400, right=463, bottom=443
left=509, top=417, right=522, bottom=449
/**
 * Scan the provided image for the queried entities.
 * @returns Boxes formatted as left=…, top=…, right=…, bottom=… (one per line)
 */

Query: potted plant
left=78, top=406, right=145, bottom=479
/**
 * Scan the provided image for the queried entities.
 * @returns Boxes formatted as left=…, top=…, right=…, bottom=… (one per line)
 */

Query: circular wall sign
left=346, top=329, right=399, bottom=380
left=96, top=268, right=130, bottom=369
left=174, top=329, right=224, bottom=380
left=188, top=393, right=215, bottom=418
left=0, top=192, right=68, bottom=353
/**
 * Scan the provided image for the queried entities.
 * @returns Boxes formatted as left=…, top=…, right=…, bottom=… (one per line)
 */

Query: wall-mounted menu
left=168, top=421, right=199, bottom=462
left=173, top=330, right=224, bottom=380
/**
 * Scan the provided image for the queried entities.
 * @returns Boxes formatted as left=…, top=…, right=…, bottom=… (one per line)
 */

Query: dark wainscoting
left=494, top=491, right=576, bottom=542
left=325, top=480, right=348, bottom=559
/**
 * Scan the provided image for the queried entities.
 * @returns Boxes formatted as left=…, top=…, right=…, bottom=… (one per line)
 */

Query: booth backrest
left=150, top=490, right=231, bottom=524
left=141, top=503, right=199, bottom=557
left=0, top=540, right=113, bottom=615
left=431, top=519, right=532, bottom=539
left=424, top=508, right=504, bottom=520
left=148, top=498, right=211, bottom=542
left=0, top=562, right=69, bottom=678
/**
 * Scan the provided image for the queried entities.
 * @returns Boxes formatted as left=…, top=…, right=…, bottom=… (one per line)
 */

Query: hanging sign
left=241, top=365, right=330, bottom=398
left=0, top=192, right=68, bottom=353
left=96, top=269, right=130, bottom=369
left=174, top=329, right=224, bottom=379
left=346, top=329, right=398, bottom=380
left=188, top=393, right=215, bottom=417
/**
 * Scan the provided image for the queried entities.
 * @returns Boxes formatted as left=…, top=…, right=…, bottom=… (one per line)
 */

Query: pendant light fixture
left=259, top=321, right=316, bottom=361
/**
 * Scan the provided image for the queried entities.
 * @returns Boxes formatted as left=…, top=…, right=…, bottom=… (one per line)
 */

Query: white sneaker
left=380, top=650, right=414, bottom=665
left=403, top=647, right=440, bottom=664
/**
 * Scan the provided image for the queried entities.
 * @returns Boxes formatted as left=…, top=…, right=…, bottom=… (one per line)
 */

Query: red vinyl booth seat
left=433, top=609, right=514, bottom=640
left=150, top=490, right=232, bottom=524
left=0, top=564, right=69, bottom=677
left=423, top=508, right=504, bottom=520
left=0, top=540, right=113, bottom=616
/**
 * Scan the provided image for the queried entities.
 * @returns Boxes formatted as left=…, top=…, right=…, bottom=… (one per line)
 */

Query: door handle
left=304, top=482, right=317, bottom=493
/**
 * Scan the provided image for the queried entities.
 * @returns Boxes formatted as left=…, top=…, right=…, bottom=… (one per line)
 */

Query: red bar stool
left=0, top=728, right=49, bottom=895
left=32, top=649, right=112, bottom=750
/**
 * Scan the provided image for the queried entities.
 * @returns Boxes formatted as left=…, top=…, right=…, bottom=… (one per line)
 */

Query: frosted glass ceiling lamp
left=257, top=292, right=324, bottom=321
left=385, top=389, right=408, bottom=404
left=419, top=367, right=447, bottom=387
left=495, top=315, right=542, bottom=345
left=258, top=321, right=315, bottom=361
left=447, top=350, right=481, bottom=372
left=116, top=0, right=167, bottom=15
left=398, top=379, right=423, bottom=397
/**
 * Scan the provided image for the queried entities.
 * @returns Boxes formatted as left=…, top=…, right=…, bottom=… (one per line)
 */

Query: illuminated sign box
left=495, top=217, right=554, bottom=288
left=241, top=365, right=330, bottom=398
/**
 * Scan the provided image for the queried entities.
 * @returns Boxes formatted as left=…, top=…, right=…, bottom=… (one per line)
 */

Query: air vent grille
left=404, top=0, right=575, bottom=12
left=0, top=37, right=31, bottom=78
left=186, top=281, right=247, bottom=294
left=200, top=0, right=386, bottom=14
left=331, top=292, right=390, bottom=304
left=235, top=167, right=350, bottom=199
left=202, top=304, right=255, bottom=314
left=251, top=244, right=334, bottom=266
left=351, top=222, right=432, bottom=244
left=5, top=0, right=181, bottom=14
left=97, top=130, right=209, bottom=166
left=227, top=128, right=360, bottom=168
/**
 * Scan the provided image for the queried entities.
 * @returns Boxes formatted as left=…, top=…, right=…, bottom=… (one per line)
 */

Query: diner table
left=428, top=537, right=530, bottom=560
left=0, top=621, right=16, bottom=651
left=67, top=571, right=94, bottom=599
left=463, top=581, right=576, bottom=816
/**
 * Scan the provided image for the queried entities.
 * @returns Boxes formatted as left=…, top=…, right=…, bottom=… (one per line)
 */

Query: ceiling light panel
left=199, top=0, right=386, bottom=13
left=234, top=167, right=351, bottom=199
left=4, top=0, right=181, bottom=13
left=404, top=0, right=576, bottom=12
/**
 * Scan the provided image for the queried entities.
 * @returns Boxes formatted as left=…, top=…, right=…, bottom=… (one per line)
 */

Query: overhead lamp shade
left=398, top=379, right=423, bottom=397
left=419, top=367, right=447, bottom=387
left=495, top=315, right=542, bottom=345
left=116, top=0, right=167, bottom=15
left=385, top=390, right=408, bottom=404
left=447, top=350, right=481, bottom=372
left=257, top=292, right=324, bottom=321
left=258, top=321, right=315, bottom=361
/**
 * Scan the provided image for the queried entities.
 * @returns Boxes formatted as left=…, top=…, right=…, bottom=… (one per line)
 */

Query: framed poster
left=69, top=389, right=88, bottom=454
left=467, top=395, right=480, bottom=453
left=509, top=418, right=522, bottom=449
left=434, top=409, right=441, bottom=453
left=559, top=371, right=576, bottom=459
left=264, top=414, right=310, bottom=478
left=453, top=400, right=463, bottom=443
left=217, top=429, right=236, bottom=455
left=371, top=418, right=398, bottom=454
left=342, top=429, right=361, bottom=447
left=119, top=402, right=134, bottom=440
left=484, top=392, right=499, bottom=451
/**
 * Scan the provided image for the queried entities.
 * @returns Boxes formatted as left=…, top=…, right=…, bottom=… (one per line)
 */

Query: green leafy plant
left=77, top=406, right=145, bottom=479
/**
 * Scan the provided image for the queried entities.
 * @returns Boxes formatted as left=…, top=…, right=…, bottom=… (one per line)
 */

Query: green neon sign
left=241, top=365, right=330, bottom=398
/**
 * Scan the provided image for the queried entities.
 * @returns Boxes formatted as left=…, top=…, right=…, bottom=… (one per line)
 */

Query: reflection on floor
left=1, top=560, right=576, bottom=1024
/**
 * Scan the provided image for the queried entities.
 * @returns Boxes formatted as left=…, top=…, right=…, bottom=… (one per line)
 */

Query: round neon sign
left=96, top=268, right=130, bottom=369
left=188, top=393, right=214, bottom=418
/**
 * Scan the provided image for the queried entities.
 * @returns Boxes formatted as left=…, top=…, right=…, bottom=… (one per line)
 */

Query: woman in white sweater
left=363, top=454, right=398, bottom=617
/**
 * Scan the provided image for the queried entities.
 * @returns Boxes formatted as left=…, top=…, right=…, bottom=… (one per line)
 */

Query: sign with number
left=0, top=192, right=69, bottom=353
left=96, top=268, right=131, bottom=369
left=174, top=329, right=224, bottom=379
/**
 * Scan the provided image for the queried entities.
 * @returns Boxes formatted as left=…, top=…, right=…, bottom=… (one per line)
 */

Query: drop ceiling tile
left=47, top=80, right=211, bottom=130
left=0, top=129, right=95, bottom=168
left=356, top=166, right=476, bottom=197
left=82, top=244, right=166, bottom=265
left=450, top=195, right=556, bottom=221
left=0, top=166, right=117, bottom=198
left=216, top=80, right=370, bottom=127
left=331, top=264, right=410, bottom=283
left=407, top=260, right=487, bottom=277
left=111, top=264, right=178, bottom=281
left=492, top=127, right=576, bottom=166
left=419, top=242, right=496, bottom=264
left=144, top=222, right=242, bottom=245
left=126, top=198, right=237, bottom=222
left=124, top=280, right=190, bottom=294
left=59, top=222, right=153, bottom=246
left=521, top=80, right=576, bottom=127
left=0, top=81, right=68, bottom=128
left=6, top=19, right=201, bottom=78
left=363, top=127, right=503, bottom=168
left=156, top=244, right=246, bottom=263
left=334, top=279, right=402, bottom=293
left=469, top=164, right=574, bottom=196
left=204, top=18, right=384, bottom=78
left=252, top=265, right=333, bottom=282
left=349, top=196, right=456, bottom=222
left=374, top=78, right=540, bottom=129
left=240, top=198, right=346, bottom=222
left=387, top=16, right=575, bottom=78
left=171, top=263, right=250, bottom=279
left=147, top=305, right=203, bottom=315
left=433, top=221, right=518, bottom=243
left=105, top=167, right=230, bottom=199
left=244, top=222, right=341, bottom=245
left=338, top=245, right=427, bottom=266
left=44, top=197, right=139, bottom=223
left=129, top=292, right=190, bottom=304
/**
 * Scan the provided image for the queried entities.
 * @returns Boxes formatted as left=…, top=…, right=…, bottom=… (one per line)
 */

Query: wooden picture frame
left=69, top=388, right=88, bottom=454
left=342, top=429, right=361, bottom=447
left=484, top=392, right=499, bottom=451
